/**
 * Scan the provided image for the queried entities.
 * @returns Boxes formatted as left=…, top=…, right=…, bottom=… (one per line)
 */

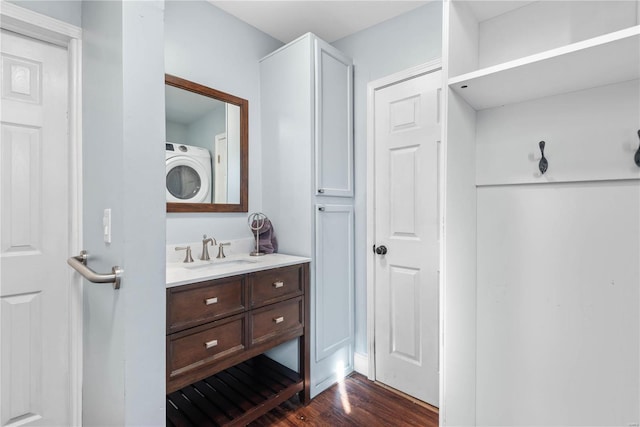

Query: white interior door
left=0, top=30, right=72, bottom=426
left=373, top=68, right=441, bottom=406
left=214, top=133, right=228, bottom=204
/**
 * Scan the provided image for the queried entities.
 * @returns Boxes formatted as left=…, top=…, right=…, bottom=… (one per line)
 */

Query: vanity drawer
left=249, top=264, right=304, bottom=308
left=167, top=314, right=246, bottom=380
left=167, top=276, right=246, bottom=333
left=250, top=296, right=303, bottom=346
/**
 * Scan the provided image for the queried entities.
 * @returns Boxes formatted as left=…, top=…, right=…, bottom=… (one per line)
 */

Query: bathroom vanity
left=165, top=254, right=310, bottom=426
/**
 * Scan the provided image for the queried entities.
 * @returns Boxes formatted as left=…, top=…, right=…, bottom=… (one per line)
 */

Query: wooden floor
left=248, top=373, right=439, bottom=426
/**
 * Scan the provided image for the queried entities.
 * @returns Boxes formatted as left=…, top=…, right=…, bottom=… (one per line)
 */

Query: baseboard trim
left=354, top=352, right=369, bottom=376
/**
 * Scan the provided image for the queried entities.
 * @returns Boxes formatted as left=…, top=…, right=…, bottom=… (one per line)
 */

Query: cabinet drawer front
left=168, top=315, right=245, bottom=378
left=250, top=297, right=303, bottom=346
left=250, top=265, right=303, bottom=308
left=168, top=276, right=246, bottom=333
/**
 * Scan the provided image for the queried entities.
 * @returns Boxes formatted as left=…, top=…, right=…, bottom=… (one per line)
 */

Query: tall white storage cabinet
left=442, top=1, right=640, bottom=426
left=260, top=33, right=355, bottom=398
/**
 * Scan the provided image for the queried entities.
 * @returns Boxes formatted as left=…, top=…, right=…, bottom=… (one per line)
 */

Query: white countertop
left=166, top=253, right=311, bottom=288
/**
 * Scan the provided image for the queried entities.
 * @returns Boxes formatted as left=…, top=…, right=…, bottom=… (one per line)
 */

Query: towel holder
left=67, top=250, right=122, bottom=289
left=248, top=212, right=268, bottom=256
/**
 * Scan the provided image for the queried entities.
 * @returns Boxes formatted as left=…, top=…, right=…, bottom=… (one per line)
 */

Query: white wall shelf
left=449, top=25, right=640, bottom=110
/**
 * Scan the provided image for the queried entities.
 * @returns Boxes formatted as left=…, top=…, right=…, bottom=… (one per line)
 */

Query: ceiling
left=208, top=1, right=431, bottom=44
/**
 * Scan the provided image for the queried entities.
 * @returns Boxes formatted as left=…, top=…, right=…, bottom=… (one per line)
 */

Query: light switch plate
left=103, top=208, right=111, bottom=244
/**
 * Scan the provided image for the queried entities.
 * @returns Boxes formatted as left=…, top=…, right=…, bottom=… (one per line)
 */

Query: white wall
left=82, top=1, right=166, bottom=425
left=477, top=181, right=639, bottom=426
left=331, top=1, right=443, bottom=355
left=164, top=1, right=282, bottom=243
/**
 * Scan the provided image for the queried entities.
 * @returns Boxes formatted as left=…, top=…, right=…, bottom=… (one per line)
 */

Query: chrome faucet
left=200, top=234, right=216, bottom=261
left=175, top=246, right=194, bottom=263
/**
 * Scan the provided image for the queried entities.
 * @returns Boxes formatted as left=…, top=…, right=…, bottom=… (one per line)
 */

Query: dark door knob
left=375, top=245, right=387, bottom=255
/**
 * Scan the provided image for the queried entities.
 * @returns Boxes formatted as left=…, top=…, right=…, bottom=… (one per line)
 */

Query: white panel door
left=314, top=39, right=353, bottom=198
left=226, top=103, right=240, bottom=204
left=0, top=30, right=71, bottom=426
left=214, top=133, right=227, bottom=204
left=373, top=69, right=441, bottom=406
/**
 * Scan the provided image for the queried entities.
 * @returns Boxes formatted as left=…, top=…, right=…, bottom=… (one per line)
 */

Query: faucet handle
left=217, top=242, right=231, bottom=259
left=175, top=246, right=194, bottom=263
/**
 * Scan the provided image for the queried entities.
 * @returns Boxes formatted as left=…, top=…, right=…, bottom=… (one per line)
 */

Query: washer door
left=166, top=156, right=211, bottom=203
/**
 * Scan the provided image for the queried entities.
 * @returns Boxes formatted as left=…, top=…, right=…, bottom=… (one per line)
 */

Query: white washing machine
left=166, top=143, right=212, bottom=203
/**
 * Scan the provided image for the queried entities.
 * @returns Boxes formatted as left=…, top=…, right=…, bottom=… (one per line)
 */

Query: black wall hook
left=538, top=140, right=548, bottom=174
left=635, top=130, right=640, bottom=167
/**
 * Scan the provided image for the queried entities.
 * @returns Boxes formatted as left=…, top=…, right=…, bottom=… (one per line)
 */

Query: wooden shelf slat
left=225, top=365, right=279, bottom=397
left=168, top=391, right=215, bottom=427
left=193, top=381, right=244, bottom=421
left=202, top=377, right=256, bottom=413
left=166, top=399, right=192, bottom=427
left=181, top=386, right=232, bottom=426
left=248, top=354, right=300, bottom=383
left=167, top=355, right=303, bottom=427
left=238, top=359, right=295, bottom=390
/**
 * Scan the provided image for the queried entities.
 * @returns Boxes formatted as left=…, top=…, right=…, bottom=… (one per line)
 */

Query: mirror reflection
left=165, top=84, right=241, bottom=205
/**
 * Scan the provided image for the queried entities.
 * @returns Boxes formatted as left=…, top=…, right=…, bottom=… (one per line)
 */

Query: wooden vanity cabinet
left=166, top=262, right=310, bottom=426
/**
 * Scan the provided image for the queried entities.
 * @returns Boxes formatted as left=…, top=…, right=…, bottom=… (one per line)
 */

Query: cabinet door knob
left=374, top=245, right=388, bottom=255
left=205, top=339, right=218, bottom=349
left=273, top=281, right=284, bottom=289
left=317, top=189, right=325, bottom=194
left=204, top=297, right=218, bottom=305
left=273, top=316, right=284, bottom=324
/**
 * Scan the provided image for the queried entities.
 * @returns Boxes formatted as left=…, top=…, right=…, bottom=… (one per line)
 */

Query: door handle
left=374, top=245, right=387, bottom=255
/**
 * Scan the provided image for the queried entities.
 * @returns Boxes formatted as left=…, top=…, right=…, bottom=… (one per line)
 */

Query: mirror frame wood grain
left=165, top=74, right=249, bottom=213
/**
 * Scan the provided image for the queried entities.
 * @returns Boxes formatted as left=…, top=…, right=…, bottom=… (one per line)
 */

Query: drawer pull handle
left=205, top=339, right=218, bottom=349
left=273, top=316, right=284, bottom=324
left=205, top=297, right=218, bottom=305
left=273, top=281, right=284, bottom=289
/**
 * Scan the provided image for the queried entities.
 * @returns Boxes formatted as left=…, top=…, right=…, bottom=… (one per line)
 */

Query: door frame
left=0, top=3, right=83, bottom=425
left=365, top=59, right=443, bottom=388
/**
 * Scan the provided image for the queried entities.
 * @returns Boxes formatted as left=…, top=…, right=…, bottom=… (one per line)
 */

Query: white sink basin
left=181, top=259, right=259, bottom=270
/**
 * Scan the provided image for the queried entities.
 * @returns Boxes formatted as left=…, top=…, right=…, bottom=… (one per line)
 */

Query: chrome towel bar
left=67, top=250, right=122, bottom=289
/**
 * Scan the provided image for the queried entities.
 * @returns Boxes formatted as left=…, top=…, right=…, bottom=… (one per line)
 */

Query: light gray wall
left=332, top=1, right=443, bottom=355
left=82, top=1, right=166, bottom=425
left=8, top=0, right=82, bottom=26
left=165, top=1, right=282, bottom=243
left=166, top=120, right=188, bottom=145
left=187, top=106, right=225, bottom=151
left=82, top=2, right=124, bottom=423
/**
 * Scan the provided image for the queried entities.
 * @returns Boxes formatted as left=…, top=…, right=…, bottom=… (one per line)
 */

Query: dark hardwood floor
left=248, top=373, right=439, bottom=426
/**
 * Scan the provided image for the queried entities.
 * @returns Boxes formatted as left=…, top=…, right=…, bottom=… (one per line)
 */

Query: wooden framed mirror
left=165, top=74, right=248, bottom=213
